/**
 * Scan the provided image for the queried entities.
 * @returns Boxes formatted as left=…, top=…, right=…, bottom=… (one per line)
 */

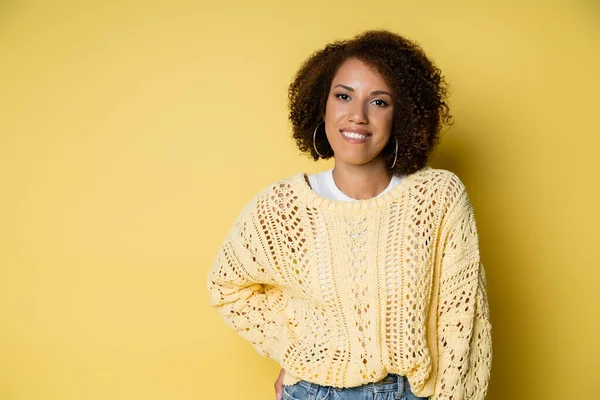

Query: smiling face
left=323, top=57, right=394, bottom=168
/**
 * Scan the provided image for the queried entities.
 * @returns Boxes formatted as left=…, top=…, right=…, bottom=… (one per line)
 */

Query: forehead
left=331, top=58, right=390, bottom=90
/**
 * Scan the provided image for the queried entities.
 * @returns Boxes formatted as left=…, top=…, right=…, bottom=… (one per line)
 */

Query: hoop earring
left=391, top=137, right=398, bottom=169
left=312, top=120, right=331, bottom=158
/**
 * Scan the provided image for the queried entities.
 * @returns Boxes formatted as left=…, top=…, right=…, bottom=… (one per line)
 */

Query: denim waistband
left=295, top=373, right=406, bottom=397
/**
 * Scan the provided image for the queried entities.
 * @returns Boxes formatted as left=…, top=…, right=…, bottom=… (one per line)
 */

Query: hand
left=274, top=368, right=286, bottom=400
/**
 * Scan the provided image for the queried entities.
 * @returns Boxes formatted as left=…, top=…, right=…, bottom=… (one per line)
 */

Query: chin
left=332, top=154, right=376, bottom=166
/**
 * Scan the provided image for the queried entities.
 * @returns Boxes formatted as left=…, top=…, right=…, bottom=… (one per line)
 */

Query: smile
left=340, top=130, right=371, bottom=143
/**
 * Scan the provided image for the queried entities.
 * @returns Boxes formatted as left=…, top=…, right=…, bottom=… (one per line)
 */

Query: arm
left=432, top=186, right=493, bottom=400
left=206, top=196, right=283, bottom=363
left=464, top=262, right=493, bottom=398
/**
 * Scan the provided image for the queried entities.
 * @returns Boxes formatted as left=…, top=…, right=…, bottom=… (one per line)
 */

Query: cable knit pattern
left=206, top=166, right=492, bottom=399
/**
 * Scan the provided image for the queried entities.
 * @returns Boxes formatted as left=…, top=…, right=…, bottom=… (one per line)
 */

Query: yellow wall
left=1, top=1, right=598, bottom=399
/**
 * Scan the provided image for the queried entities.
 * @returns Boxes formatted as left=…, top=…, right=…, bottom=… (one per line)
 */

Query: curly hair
left=288, top=29, right=453, bottom=175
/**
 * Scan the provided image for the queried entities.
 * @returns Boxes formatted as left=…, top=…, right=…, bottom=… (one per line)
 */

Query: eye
left=335, top=93, right=351, bottom=101
left=372, top=99, right=389, bottom=107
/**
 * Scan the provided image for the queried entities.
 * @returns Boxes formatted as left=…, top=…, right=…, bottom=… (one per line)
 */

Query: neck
left=332, top=160, right=392, bottom=200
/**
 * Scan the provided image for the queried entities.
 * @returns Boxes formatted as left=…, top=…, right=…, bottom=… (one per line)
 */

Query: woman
left=207, top=30, right=492, bottom=400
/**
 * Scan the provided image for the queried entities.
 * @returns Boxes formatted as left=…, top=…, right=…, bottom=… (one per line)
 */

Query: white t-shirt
left=307, top=169, right=405, bottom=201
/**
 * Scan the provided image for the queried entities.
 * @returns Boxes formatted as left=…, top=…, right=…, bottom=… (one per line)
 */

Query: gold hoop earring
left=312, top=121, right=331, bottom=158
left=391, top=137, right=398, bottom=169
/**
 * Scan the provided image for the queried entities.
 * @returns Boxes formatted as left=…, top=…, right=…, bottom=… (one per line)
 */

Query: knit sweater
left=206, top=166, right=492, bottom=399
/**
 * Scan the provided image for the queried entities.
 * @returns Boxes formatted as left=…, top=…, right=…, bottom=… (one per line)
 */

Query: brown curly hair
left=288, top=29, right=453, bottom=175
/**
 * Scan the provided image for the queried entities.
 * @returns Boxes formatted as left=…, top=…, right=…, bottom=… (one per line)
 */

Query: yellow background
left=1, top=0, right=598, bottom=399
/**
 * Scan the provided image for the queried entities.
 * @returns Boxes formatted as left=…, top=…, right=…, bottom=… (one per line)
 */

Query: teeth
left=342, top=131, right=369, bottom=139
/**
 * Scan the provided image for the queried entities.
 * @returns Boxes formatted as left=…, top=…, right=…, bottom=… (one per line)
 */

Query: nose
left=348, top=101, right=368, bottom=124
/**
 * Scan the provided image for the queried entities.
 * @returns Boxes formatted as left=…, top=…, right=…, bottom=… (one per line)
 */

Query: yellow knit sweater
left=206, top=166, right=492, bottom=399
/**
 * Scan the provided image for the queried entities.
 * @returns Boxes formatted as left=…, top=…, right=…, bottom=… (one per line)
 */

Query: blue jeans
left=282, top=373, right=429, bottom=400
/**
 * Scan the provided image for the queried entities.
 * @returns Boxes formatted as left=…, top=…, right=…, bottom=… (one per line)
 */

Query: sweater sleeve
left=432, top=186, right=493, bottom=400
left=205, top=195, right=283, bottom=363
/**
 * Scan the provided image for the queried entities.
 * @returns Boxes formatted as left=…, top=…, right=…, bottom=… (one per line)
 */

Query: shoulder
left=419, top=167, right=472, bottom=222
left=252, top=173, right=302, bottom=201
left=419, top=167, right=466, bottom=191
left=237, top=173, right=304, bottom=216
left=416, top=167, right=468, bottom=202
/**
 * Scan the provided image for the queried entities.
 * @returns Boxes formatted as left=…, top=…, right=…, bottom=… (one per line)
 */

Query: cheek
left=325, top=98, right=345, bottom=119
left=379, top=110, right=394, bottom=131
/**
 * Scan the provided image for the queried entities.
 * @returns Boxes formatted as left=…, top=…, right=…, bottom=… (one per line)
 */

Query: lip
left=341, top=127, right=371, bottom=135
left=340, top=129, right=371, bottom=144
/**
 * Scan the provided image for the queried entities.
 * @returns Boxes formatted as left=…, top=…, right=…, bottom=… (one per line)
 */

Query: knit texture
left=206, top=166, right=492, bottom=399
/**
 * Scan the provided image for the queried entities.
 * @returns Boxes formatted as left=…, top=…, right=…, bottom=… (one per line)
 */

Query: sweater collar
left=289, top=165, right=432, bottom=211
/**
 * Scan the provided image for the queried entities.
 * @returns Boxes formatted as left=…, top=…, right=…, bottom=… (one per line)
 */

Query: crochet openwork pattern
left=207, top=166, right=492, bottom=399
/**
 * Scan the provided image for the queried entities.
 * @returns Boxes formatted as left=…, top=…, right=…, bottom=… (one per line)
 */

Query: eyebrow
left=334, top=84, right=392, bottom=97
